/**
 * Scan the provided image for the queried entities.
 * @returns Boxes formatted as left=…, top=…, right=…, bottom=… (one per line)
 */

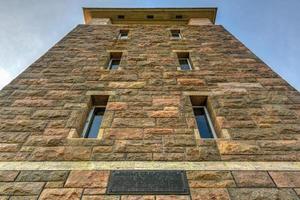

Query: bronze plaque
left=107, top=170, right=189, bottom=195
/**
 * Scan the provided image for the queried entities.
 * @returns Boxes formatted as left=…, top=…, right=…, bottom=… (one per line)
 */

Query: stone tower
left=0, top=8, right=299, bottom=200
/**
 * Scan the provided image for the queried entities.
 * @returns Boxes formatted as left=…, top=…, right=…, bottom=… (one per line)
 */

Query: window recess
left=108, top=52, right=122, bottom=70
left=190, top=96, right=217, bottom=139
left=118, top=30, right=129, bottom=40
left=171, top=30, right=182, bottom=39
left=177, top=52, right=192, bottom=70
left=81, top=95, right=108, bottom=138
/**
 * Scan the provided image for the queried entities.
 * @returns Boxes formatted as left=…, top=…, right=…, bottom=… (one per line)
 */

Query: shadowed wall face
left=0, top=9, right=299, bottom=199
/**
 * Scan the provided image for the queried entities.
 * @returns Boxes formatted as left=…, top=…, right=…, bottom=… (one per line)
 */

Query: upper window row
left=107, top=51, right=192, bottom=71
left=117, top=29, right=182, bottom=40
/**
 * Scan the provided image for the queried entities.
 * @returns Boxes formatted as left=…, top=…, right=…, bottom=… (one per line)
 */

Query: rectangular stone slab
left=107, top=170, right=189, bottom=195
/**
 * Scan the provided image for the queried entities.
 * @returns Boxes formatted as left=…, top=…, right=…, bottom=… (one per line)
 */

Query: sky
left=0, top=0, right=299, bottom=91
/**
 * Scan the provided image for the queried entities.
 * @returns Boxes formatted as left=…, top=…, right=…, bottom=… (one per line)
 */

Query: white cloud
left=0, top=68, right=13, bottom=89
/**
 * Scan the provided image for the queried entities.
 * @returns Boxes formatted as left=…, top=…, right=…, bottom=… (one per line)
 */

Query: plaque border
left=106, top=170, right=190, bottom=195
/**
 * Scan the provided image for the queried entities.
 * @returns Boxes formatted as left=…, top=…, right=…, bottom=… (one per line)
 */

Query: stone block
left=65, top=171, right=109, bottom=188
left=121, top=195, right=155, bottom=200
left=30, top=147, right=91, bottom=161
left=0, top=171, right=19, bottom=181
left=103, top=128, right=143, bottom=140
left=156, top=196, right=190, bottom=200
left=16, top=170, right=68, bottom=182
left=107, top=102, right=128, bottom=111
left=0, top=182, right=44, bottom=195
left=228, top=188, right=299, bottom=200
left=232, top=171, right=275, bottom=187
left=190, top=188, right=230, bottom=200
left=187, top=171, right=235, bottom=188
left=269, top=172, right=300, bottom=187
left=112, top=118, right=155, bottom=128
left=217, top=140, right=260, bottom=155
left=39, top=188, right=82, bottom=200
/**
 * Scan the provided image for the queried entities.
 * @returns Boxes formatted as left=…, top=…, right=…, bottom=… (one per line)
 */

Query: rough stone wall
left=0, top=24, right=299, bottom=162
left=0, top=170, right=300, bottom=199
left=0, top=23, right=300, bottom=199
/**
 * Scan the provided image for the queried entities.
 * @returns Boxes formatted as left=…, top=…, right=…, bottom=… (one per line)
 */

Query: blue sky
left=0, top=0, right=299, bottom=91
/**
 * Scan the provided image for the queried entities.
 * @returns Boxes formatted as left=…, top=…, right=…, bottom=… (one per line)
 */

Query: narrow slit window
left=108, top=52, right=122, bottom=70
left=191, top=96, right=216, bottom=139
left=82, top=96, right=108, bottom=138
left=82, top=107, right=105, bottom=138
left=177, top=52, right=192, bottom=70
left=118, top=30, right=129, bottom=40
left=171, top=30, right=182, bottom=39
left=147, top=15, right=154, bottom=19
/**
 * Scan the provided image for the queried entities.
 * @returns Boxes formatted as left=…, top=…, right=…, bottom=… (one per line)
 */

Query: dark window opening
left=82, top=96, right=108, bottom=139
left=177, top=52, right=192, bottom=70
left=118, top=30, right=129, bottom=39
left=83, top=107, right=105, bottom=138
left=190, top=96, right=216, bottom=139
left=171, top=30, right=182, bottom=39
left=147, top=15, right=154, bottom=19
left=118, top=15, right=125, bottom=19
left=108, top=52, right=122, bottom=70
left=176, top=15, right=183, bottom=19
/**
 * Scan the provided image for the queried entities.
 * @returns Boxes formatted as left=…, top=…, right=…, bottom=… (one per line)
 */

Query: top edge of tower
left=82, top=7, right=217, bottom=25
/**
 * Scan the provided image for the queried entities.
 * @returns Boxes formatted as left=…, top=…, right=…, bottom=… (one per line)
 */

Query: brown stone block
left=164, top=135, right=196, bottom=147
left=217, top=140, right=260, bottom=155
left=65, top=171, right=109, bottom=188
left=31, top=110, right=70, bottom=119
left=93, top=146, right=113, bottom=153
left=156, top=118, right=186, bottom=128
left=112, top=118, right=155, bottom=128
left=45, top=181, right=64, bottom=188
left=0, top=182, right=44, bottom=196
left=84, top=188, right=106, bottom=195
left=144, top=128, right=173, bottom=135
left=152, top=98, right=180, bottom=106
left=153, top=153, right=184, bottom=161
left=43, top=128, right=70, bottom=136
left=104, top=128, right=143, bottom=140
left=45, top=90, right=83, bottom=100
left=108, top=82, right=145, bottom=89
left=39, top=188, right=82, bottom=200
left=258, top=140, right=300, bottom=151
left=30, top=147, right=91, bottom=161
left=0, top=171, right=19, bottom=181
left=121, top=195, right=155, bottom=200
left=107, top=102, right=128, bottom=111
left=24, top=136, right=65, bottom=146
left=0, top=144, right=19, bottom=152
left=269, top=172, right=300, bottom=187
left=82, top=195, right=119, bottom=200
left=178, top=78, right=205, bottom=86
left=92, top=152, right=125, bottom=161
left=149, top=110, right=179, bottom=118
left=228, top=188, right=299, bottom=200
left=12, top=99, right=56, bottom=107
left=0, top=132, right=29, bottom=143
left=126, top=153, right=153, bottom=160
left=16, top=170, right=68, bottom=182
left=0, top=120, right=46, bottom=131
left=190, top=188, right=230, bottom=200
left=156, top=195, right=190, bottom=200
left=232, top=171, right=275, bottom=187
left=187, top=171, right=235, bottom=188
